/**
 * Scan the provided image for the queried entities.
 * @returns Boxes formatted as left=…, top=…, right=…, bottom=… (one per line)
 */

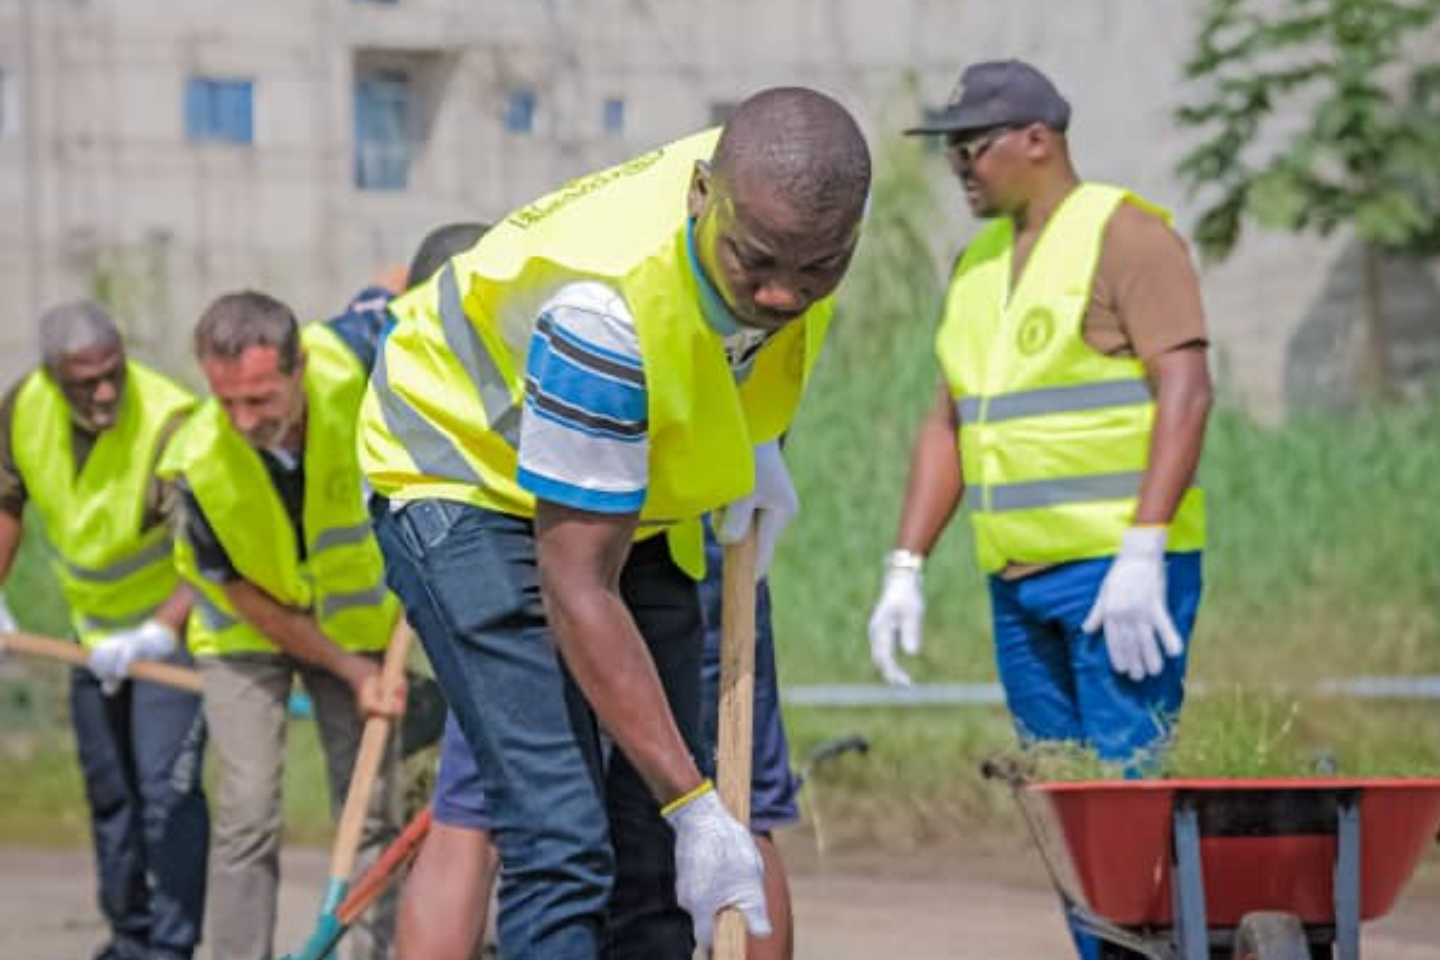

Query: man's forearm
left=1135, top=348, right=1212, bottom=526
left=894, top=388, right=965, bottom=556
left=542, top=578, right=703, bottom=802
left=534, top=501, right=703, bottom=804
left=223, top=578, right=359, bottom=680
left=151, top=582, right=194, bottom=634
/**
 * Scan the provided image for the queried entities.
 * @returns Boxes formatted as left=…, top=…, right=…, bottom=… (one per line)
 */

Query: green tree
left=1176, top=0, right=1440, bottom=398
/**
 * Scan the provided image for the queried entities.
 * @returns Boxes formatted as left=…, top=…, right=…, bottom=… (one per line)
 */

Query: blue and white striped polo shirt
left=516, top=225, right=772, bottom=513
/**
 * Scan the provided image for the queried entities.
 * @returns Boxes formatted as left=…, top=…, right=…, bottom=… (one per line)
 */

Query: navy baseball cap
left=905, top=59, right=1071, bottom=136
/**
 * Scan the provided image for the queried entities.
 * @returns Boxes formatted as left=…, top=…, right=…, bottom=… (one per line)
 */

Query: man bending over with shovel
left=361, top=86, right=870, bottom=959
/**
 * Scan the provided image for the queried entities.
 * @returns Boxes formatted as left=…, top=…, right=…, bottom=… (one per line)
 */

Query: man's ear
left=1025, top=124, right=1055, bottom=162
left=687, top=159, right=713, bottom=220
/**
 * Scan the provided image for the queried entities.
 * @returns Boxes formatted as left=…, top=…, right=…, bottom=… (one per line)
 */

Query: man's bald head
left=712, top=87, right=871, bottom=227
left=688, top=88, right=871, bottom=331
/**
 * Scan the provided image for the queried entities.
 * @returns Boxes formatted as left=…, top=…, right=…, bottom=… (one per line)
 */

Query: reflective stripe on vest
left=161, top=324, right=399, bottom=656
left=63, top=533, right=174, bottom=584
left=360, top=128, right=832, bottom=578
left=975, top=470, right=1146, bottom=513
left=936, top=183, right=1205, bottom=572
left=11, top=362, right=195, bottom=647
left=956, top=378, right=1151, bottom=424
left=437, top=262, right=523, bottom=447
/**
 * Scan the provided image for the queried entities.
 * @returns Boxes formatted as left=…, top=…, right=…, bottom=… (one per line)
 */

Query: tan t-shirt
left=995, top=198, right=1208, bottom=578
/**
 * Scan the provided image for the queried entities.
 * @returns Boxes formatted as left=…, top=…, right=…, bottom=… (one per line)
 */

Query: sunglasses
left=945, top=126, right=1020, bottom=165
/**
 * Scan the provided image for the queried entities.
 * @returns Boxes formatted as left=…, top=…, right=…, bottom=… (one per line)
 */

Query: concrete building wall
left=1, top=0, right=1436, bottom=415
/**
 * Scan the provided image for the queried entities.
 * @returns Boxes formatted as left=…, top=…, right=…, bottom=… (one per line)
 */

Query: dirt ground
left=2, top=842, right=1437, bottom=959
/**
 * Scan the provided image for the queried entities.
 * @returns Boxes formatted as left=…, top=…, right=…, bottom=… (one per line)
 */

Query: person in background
left=161, top=292, right=406, bottom=960
left=0, top=301, right=207, bottom=960
left=867, top=59, right=1211, bottom=959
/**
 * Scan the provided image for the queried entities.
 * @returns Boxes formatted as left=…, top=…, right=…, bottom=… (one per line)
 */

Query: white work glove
left=1082, top=527, right=1183, bottom=682
left=867, top=551, right=925, bottom=686
left=87, top=619, right=178, bottom=695
left=0, top=589, right=15, bottom=635
left=664, top=781, right=771, bottom=949
left=714, top=440, right=798, bottom=581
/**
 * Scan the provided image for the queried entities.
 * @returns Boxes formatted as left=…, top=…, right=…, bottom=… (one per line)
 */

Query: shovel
left=281, top=619, right=412, bottom=960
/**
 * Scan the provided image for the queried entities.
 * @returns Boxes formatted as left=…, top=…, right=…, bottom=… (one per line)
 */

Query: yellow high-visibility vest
left=11, top=362, right=195, bottom=647
left=359, top=129, right=831, bottom=579
left=936, top=183, right=1205, bottom=573
left=160, top=324, right=398, bottom=656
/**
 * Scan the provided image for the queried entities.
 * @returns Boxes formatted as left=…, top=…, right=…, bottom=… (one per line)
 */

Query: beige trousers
left=199, top=653, right=399, bottom=960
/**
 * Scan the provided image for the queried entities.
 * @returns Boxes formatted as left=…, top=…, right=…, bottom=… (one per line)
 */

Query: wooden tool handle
left=714, top=529, right=758, bottom=959
left=1, top=630, right=204, bottom=694
left=328, top=618, right=412, bottom=881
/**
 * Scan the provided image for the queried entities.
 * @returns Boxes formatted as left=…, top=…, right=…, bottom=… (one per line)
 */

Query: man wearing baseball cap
left=870, top=60, right=1213, bottom=956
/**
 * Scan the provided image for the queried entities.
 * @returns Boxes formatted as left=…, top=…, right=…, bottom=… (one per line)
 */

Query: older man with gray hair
left=0, top=300, right=208, bottom=960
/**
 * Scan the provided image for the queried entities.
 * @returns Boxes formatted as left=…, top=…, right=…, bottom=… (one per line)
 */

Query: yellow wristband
left=661, top=779, right=714, bottom=818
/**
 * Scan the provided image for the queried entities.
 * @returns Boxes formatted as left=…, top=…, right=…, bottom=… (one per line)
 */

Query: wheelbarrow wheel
left=1232, top=912, right=1311, bottom=960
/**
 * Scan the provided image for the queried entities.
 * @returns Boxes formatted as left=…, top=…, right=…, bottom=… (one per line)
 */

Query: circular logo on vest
left=1016, top=307, right=1056, bottom=356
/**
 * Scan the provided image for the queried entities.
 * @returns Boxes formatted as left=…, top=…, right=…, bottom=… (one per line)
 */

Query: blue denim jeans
left=988, top=551, right=1203, bottom=959
left=69, top=654, right=209, bottom=960
left=373, top=498, right=702, bottom=960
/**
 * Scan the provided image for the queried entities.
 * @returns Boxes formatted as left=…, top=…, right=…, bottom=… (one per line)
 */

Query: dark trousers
left=374, top=498, right=702, bottom=960
left=70, top=656, right=209, bottom=960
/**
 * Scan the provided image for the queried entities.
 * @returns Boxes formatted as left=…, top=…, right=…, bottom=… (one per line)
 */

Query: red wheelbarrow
left=995, top=772, right=1440, bottom=959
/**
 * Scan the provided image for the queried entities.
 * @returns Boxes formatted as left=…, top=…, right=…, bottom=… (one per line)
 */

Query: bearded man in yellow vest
left=867, top=61, right=1211, bottom=959
left=160, top=292, right=405, bottom=960
left=360, top=87, right=870, bottom=960
left=0, top=301, right=208, bottom=960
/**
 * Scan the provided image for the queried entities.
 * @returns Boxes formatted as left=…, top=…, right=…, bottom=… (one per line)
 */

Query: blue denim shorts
left=432, top=711, right=490, bottom=828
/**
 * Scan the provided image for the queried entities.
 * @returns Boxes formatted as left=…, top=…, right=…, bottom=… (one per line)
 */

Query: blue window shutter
left=219, top=83, right=240, bottom=141
left=603, top=97, right=625, bottom=134
left=505, top=88, right=535, bottom=133
left=186, top=77, right=253, bottom=143
left=225, top=82, right=254, bottom=143
left=185, top=78, right=210, bottom=139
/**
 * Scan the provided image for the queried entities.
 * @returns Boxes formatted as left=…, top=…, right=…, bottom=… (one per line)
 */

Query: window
left=354, top=69, right=413, bottom=190
left=185, top=77, right=254, bottom=144
left=504, top=88, right=536, bottom=134
left=602, top=97, right=625, bottom=135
